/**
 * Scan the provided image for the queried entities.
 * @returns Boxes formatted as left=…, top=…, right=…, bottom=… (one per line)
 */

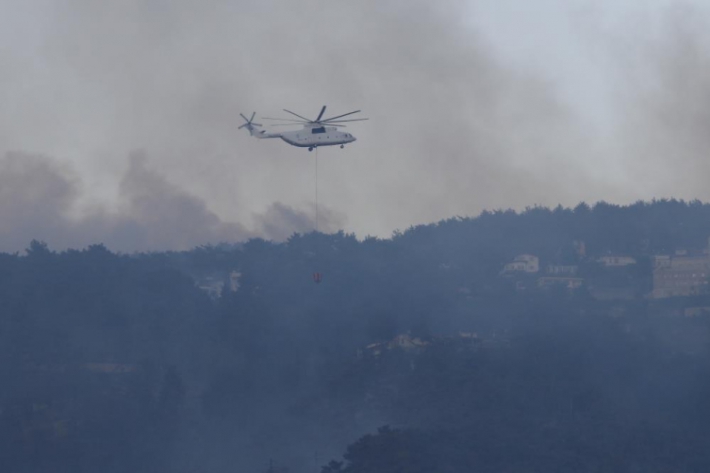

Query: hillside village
left=500, top=238, right=710, bottom=303
left=194, top=236, right=710, bottom=314
left=351, top=238, right=710, bottom=359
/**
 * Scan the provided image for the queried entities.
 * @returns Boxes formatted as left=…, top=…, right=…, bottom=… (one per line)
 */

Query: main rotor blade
left=323, top=118, right=369, bottom=123
left=321, top=110, right=361, bottom=122
left=240, top=113, right=249, bottom=122
left=283, top=109, right=312, bottom=122
left=315, top=105, right=326, bottom=122
left=262, top=117, right=309, bottom=123
left=269, top=123, right=346, bottom=127
left=250, top=112, right=256, bottom=122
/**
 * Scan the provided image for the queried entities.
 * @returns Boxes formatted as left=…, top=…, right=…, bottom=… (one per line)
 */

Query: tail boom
left=240, top=112, right=281, bottom=139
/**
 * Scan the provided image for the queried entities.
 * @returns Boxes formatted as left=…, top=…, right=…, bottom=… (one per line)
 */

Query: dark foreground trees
left=2, top=200, right=710, bottom=472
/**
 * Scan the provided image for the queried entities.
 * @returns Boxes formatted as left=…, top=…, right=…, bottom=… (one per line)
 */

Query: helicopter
left=239, top=106, right=367, bottom=151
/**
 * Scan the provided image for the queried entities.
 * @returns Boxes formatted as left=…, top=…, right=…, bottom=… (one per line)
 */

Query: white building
left=546, top=265, right=578, bottom=276
left=229, top=271, right=242, bottom=292
left=651, top=255, right=710, bottom=299
left=652, top=255, right=672, bottom=269
left=597, top=255, right=637, bottom=267
left=502, top=254, right=539, bottom=274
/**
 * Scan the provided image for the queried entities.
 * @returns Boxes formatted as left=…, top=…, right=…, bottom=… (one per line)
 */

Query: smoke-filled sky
left=1, top=0, right=710, bottom=251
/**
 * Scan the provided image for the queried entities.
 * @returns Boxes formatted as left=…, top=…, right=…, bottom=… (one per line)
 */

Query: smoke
left=2, top=1, right=710, bottom=246
left=0, top=152, right=81, bottom=252
left=0, top=0, right=622, bottom=246
left=611, top=3, right=710, bottom=200
left=0, top=151, right=332, bottom=252
left=254, top=202, right=345, bottom=242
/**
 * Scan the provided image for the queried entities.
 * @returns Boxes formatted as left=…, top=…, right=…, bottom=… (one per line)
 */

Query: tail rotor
left=239, top=112, right=263, bottom=131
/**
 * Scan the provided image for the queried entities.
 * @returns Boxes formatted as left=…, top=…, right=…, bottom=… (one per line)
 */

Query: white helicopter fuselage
left=281, top=125, right=356, bottom=148
left=250, top=124, right=356, bottom=149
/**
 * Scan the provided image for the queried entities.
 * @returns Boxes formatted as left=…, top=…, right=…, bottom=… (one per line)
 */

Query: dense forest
left=2, top=199, right=710, bottom=473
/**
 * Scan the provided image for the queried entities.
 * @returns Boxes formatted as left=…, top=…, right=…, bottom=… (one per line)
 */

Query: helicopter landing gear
left=308, top=147, right=314, bottom=152
left=340, top=144, right=344, bottom=149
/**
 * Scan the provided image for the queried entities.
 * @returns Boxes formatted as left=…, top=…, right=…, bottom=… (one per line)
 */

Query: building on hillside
left=651, top=255, right=710, bottom=299
left=458, top=332, right=479, bottom=340
left=652, top=255, right=672, bottom=269
left=502, top=254, right=539, bottom=274
left=196, top=275, right=224, bottom=299
left=229, top=271, right=241, bottom=292
left=537, top=277, right=584, bottom=290
left=546, top=265, right=578, bottom=276
left=194, top=269, right=241, bottom=298
left=389, top=334, right=430, bottom=350
left=597, top=255, right=637, bottom=267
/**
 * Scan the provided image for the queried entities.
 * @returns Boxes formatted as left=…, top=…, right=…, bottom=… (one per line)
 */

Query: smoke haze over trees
left=2, top=200, right=710, bottom=472
left=0, top=151, right=344, bottom=252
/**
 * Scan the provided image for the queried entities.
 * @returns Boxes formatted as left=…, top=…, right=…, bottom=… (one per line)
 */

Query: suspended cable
left=313, top=147, right=322, bottom=284
left=315, top=146, right=319, bottom=233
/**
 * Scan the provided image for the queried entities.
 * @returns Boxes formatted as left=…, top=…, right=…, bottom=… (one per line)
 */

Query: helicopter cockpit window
left=312, top=127, right=326, bottom=134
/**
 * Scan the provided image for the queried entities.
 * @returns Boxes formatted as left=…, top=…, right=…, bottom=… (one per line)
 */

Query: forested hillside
left=2, top=199, right=710, bottom=473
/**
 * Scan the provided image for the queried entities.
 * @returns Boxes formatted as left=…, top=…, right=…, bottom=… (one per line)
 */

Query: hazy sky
left=1, top=0, right=710, bottom=251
